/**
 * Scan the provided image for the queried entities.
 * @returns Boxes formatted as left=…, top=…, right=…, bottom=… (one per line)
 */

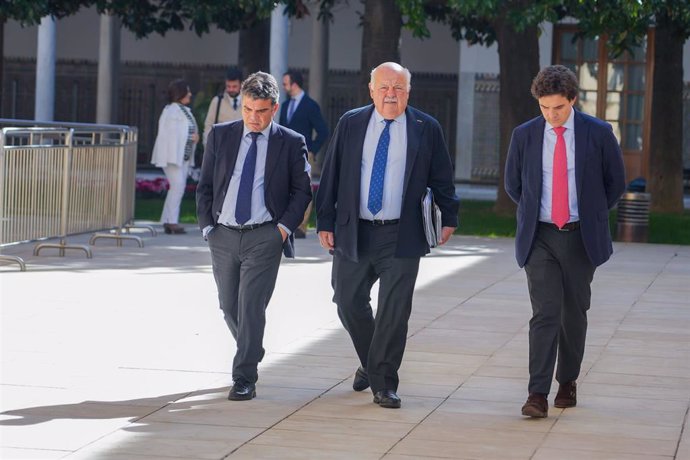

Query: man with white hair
left=316, top=62, right=459, bottom=408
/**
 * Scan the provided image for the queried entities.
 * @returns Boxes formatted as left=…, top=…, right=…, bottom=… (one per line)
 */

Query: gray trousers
left=332, top=222, right=420, bottom=393
left=207, top=224, right=284, bottom=384
left=524, top=223, right=596, bottom=395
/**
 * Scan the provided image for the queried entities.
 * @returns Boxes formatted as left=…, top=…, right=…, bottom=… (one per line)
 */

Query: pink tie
left=552, top=126, right=569, bottom=229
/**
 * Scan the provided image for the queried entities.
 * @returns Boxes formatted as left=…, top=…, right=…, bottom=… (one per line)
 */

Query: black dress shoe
left=163, top=223, right=187, bottom=234
left=373, top=390, right=401, bottom=409
left=352, top=367, right=369, bottom=392
left=228, top=381, right=256, bottom=401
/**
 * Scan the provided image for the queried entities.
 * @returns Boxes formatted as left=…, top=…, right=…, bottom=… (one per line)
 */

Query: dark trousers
left=332, top=222, right=420, bottom=393
left=207, top=224, right=284, bottom=384
left=524, top=223, right=596, bottom=395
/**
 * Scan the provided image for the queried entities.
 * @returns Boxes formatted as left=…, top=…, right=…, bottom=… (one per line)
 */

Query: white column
left=35, top=16, right=56, bottom=122
left=96, top=14, right=121, bottom=124
left=455, top=43, right=473, bottom=182
left=309, top=13, right=329, bottom=107
left=270, top=5, right=289, bottom=84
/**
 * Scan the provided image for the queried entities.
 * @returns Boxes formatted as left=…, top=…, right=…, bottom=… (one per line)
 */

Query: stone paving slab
left=1, top=224, right=689, bottom=459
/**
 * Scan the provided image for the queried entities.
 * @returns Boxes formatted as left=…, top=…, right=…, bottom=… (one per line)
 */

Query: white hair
left=369, top=62, right=412, bottom=91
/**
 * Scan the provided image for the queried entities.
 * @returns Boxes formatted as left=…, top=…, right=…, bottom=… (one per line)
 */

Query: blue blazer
left=279, top=93, right=329, bottom=154
left=316, top=105, right=459, bottom=262
left=504, top=110, right=626, bottom=268
left=196, top=121, right=312, bottom=258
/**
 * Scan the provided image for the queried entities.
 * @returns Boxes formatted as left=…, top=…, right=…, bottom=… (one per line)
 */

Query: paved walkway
left=1, top=226, right=689, bottom=459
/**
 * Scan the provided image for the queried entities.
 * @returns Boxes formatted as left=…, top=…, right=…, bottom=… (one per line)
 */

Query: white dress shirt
left=359, top=110, right=407, bottom=220
left=540, top=108, right=579, bottom=223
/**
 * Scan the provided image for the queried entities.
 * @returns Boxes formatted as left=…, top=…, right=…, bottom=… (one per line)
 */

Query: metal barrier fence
left=0, top=119, right=150, bottom=271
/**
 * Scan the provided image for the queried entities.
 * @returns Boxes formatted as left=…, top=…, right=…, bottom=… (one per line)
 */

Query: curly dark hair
left=167, top=79, right=190, bottom=103
left=530, top=65, right=579, bottom=101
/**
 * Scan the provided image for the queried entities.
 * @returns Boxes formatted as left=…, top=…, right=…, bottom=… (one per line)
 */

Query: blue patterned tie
left=235, top=132, right=260, bottom=224
left=367, top=119, right=394, bottom=216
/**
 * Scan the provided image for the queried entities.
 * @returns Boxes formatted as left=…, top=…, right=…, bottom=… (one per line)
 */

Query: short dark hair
left=530, top=65, right=579, bottom=101
left=283, top=70, right=304, bottom=89
left=225, top=67, right=243, bottom=82
left=167, top=79, right=190, bottom=103
left=241, top=71, right=280, bottom=105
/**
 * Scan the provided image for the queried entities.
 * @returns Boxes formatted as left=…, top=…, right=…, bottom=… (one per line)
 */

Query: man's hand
left=439, top=226, right=455, bottom=246
left=278, top=226, right=288, bottom=242
left=318, top=231, right=335, bottom=250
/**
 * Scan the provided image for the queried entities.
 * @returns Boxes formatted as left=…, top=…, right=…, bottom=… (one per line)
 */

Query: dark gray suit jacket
left=504, top=110, right=626, bottom=268
left=196, top=121, right=312, bottom=258
left=316, top=105, right=459, bottom=262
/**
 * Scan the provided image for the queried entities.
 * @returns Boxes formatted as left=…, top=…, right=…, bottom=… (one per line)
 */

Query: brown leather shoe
left=521, top=393, right=548, bottom=418
left=554, top=381, right=577, bottom=408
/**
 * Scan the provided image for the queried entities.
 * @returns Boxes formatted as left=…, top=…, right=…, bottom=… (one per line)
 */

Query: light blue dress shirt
left=287, top=90, right=304, bottom=122
left=359, top=110, right=407, bottom=220
left=540, top=108, right=579, bottom=223
left=218, top=124, right=274, bottom=226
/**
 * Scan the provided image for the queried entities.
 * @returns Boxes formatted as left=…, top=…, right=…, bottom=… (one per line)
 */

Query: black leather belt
left=221, top=221, right=273, bottom=232
left=359, top=219, right=400, bottom=226
left=540, top=221, right=580, bottom=232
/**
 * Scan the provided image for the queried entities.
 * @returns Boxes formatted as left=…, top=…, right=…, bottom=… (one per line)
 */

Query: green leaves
left=567, top=0, right=690, bottom=57
left=0, top=0, right=90, bottom=25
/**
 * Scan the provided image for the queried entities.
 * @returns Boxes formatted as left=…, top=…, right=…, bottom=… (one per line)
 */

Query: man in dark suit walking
left=316, top=62, right=459, bottom=409
left=197, top=71, right=312, bottom=401
left=280, top=70, right=329, bottom=238
left=504, top=65, right=626, bottom=418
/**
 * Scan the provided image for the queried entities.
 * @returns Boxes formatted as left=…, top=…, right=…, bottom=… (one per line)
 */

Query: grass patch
left=135, top=196, right=198, bottom=224
left=135, top=197, right=690, bottom=245
left=456, top=200, right=516, bottom=238
left=640, top=211, right=690, bottom=245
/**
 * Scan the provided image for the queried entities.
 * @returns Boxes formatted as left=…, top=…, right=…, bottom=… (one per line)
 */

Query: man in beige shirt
left=203, top=68, right=243, bottom=145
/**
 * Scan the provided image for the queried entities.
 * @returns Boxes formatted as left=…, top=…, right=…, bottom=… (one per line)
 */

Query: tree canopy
left=0, top=1, right=89, bottom=23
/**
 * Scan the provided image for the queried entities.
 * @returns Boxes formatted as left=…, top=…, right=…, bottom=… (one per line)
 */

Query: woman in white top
left=150, top=79, right=199, bottom=234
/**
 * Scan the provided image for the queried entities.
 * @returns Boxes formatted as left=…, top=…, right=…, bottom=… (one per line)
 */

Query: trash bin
left=615, top=192, right=650, bottom=242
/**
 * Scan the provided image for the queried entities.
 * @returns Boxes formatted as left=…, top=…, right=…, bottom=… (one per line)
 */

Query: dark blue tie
left=235, top=132, right=260, bottom=224
left=287, top=98, right=296, bottom=122
left=367, top=119, right=394, bottom=216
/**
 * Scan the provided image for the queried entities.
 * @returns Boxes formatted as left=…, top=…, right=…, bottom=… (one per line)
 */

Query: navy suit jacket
left=504, top=110, right=626, bottom=268
left=316, top=105, right=459, bottom=262
left=196, top=121, right=312, bottom=258
left=279, top=93, right=329, bottom=154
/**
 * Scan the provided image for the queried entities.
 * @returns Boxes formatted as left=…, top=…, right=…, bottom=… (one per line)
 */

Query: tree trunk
left=493, top=10, right=541, bottom=215
left=648, top=22, right=684, bottom=214
left=239, top=19, right=271, bottom=78
left=358, top=0, right=402, bottom=105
